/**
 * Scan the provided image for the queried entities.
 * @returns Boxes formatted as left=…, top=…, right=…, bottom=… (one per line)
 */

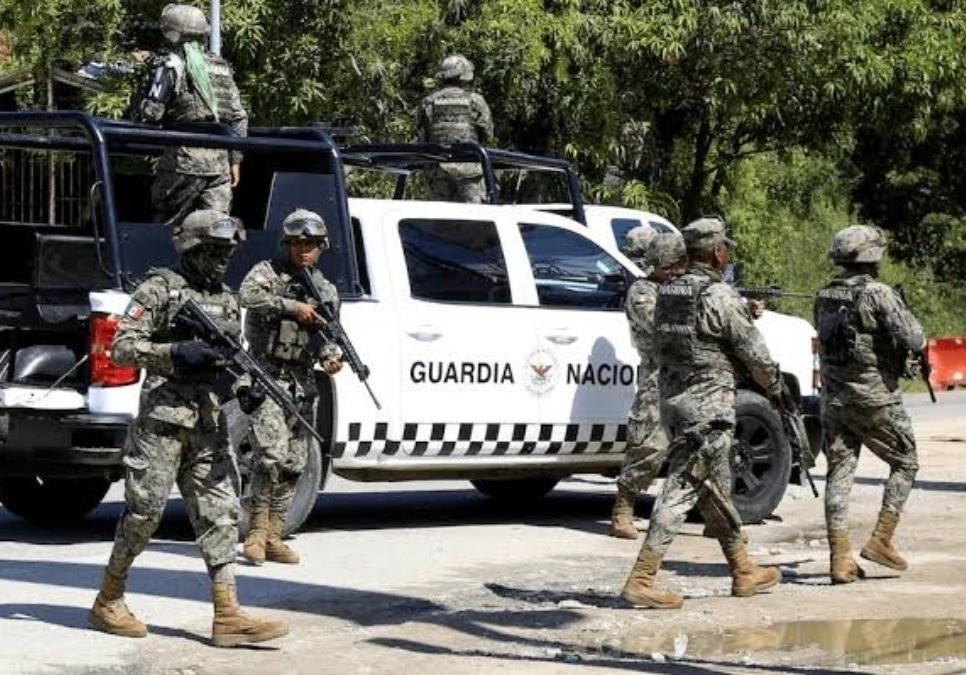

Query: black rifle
left=737, top=285, right=814, bottom=301
left=174, top=298, right=328, bottom=447
left=297, top=269, right=381, bottom=410
left=895, top=286, right=937, bottom=403
left=777, top=373, right=819, bottom=497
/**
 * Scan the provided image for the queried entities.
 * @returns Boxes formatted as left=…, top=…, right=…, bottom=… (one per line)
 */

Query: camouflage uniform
left=644, top=258, right=782, bottom=554
left=131, top=9, right=248, bottom=227
left=814, top=225, right=924, bottom=579
left=618, top=276, right=667, bottom=493
left=420, top=55, right=493, bottom=203
left=105, top=217, right=244, bottom=586
left=240, top=259, right=340, bottom=519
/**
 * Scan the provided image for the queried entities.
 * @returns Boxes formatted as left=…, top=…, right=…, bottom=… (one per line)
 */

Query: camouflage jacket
left=112, top=268, right=240, bottom=429
left=420, top=85, right=493, bottom=179
left=657, top=262, right=780, bottom=427
left=239, top=260, right=342, bottom=379
left=625, top=278, right=659, bottom=420
left=814, top=273, right=925, bottom=409
left=132, top=49, right=248, bottom=175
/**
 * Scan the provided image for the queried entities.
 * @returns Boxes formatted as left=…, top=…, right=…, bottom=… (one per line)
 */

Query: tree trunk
left=682, top=106, right=713, bottom=223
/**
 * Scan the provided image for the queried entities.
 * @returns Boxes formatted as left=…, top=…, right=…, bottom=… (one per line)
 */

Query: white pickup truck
left=0, top=120, right=817, bottom=534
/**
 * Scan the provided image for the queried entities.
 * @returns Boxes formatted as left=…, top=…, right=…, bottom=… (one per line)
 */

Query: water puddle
left=624, top=618, right=966, bottom=665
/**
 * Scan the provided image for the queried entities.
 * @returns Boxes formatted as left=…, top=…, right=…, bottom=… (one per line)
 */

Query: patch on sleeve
left=124, top=300, right=145, bottom=321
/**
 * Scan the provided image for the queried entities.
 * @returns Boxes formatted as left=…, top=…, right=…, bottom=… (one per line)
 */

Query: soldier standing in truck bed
left=419, top=54, right=493, bottom=203
left=130, top=4, right=248, bottom=229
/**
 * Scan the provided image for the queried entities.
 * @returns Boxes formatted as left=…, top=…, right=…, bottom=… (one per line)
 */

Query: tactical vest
left=654, top=275, right=730, bottom=369
left=426, top=87, right=477, bottom=144
left=246, top=262, right=324, bottom=367
left=149, top=267, right=240, bottom=344
left=814, top=278, right=869, bottom=368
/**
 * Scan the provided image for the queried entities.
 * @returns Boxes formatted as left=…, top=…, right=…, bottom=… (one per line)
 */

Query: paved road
left=0, top=392, right=963, bottom=673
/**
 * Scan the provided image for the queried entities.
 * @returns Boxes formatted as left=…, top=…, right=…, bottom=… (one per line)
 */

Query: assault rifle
left=174, top=298, right=328, bottom=447
left=895, top=285, right=937, bottom=403
left=297, top=269, right=382, bottom=410
left=777, top=372, right=819, bottom=497
left=737, top=285, right=814, bottom=301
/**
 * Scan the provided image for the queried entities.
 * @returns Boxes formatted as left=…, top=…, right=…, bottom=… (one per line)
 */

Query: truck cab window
left=519, top=223, right=627, bottom=310
left=399, top=219, right=511, bottom=304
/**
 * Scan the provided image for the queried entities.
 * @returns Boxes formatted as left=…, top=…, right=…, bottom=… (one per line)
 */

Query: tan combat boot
left=860, top=510, right=908, bottom=571
left=609, top=486, right=639, bottom=539
left=620, top=548, right=684, bottom=609
left=211, top=583, right=289, bottom=647
left=265, top=512, right=300, bottom=564
left=242, top=508, right=268, bottom=566
left=828, top=530, right=866, bottom=584
left=722, top=541, right=782, bottom=597
left=89, top=570, right=147, bottom=638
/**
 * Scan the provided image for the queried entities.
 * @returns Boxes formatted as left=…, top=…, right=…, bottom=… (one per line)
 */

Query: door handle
left=545, top=333, right=577, bottom=345
left=408, top=327, right=443, bottom=341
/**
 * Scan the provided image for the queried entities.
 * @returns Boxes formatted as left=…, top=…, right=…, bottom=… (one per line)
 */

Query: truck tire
left=731, top=390, right=792, bottom=524
left=0, top=476, right=111, bottom=524
left=471, top=478, right=559, bottom=502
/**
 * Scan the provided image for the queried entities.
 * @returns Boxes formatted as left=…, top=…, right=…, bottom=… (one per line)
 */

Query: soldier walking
left=131, top=4, right=248, bottom=228
left=89, top=210, right=288, bottom=647
left=240, top=209, right=343, bottom=566
left=814, top=225, right=925, bottom=584
left=620, top=218, right=782, bottom=609
left=419, top=54, right=493, bottom=203
left=609, top=227, right=687, bottom=539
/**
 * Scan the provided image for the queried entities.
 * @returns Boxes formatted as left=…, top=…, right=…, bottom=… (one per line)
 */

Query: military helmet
left=681, top=216, right=734, bottom=253
left=829, top=225, right=886, bottom=264
left=622, top=225, right=657, bottom=260
left=282, top=209, right=329, bottom=245
left=175, top=209, right=243, bottom=254
left=650, top=231, right=687, bottom=269
left=437, top=54, right=474, bottom=83
left=160, top=4, right=210, bottom=43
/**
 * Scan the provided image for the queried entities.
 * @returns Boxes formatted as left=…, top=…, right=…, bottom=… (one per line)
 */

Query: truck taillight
left=89, top=312, right=140, bottom=387
left=811, top=337, right=822, bottom=391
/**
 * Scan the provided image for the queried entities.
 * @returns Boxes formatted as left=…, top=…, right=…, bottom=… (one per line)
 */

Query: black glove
left=236, top=381, right=267, bottom=415
left=170, top=340, right=221, bottom=375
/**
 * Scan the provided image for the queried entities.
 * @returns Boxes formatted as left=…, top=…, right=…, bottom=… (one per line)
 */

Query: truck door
left=513, top=221, right=639, bottom=452
left=390, top=214, right=540, bottom=457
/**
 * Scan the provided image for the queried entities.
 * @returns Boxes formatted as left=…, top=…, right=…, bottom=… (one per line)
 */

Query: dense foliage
left=1, top=0, right=963, bottom=331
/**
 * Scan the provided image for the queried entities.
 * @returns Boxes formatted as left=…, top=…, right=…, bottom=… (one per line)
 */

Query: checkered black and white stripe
left=332, top=422, right=627, bottom=458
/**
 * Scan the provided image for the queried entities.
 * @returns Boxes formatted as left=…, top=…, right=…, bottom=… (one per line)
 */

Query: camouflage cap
left=160, top=4, right=210, bottom=42
left=437, top=54, right=474, bottom=83
left=829, top=225, right=886, bottom=264
left=175, top=209, right=243, bottom=254
left=282, top=208, right=329, bottom=244
left=622, top=225, right=657, bottom=260
left=681, top=217, right=734, bottom=253
left=650, top=230, right=687, bottom=269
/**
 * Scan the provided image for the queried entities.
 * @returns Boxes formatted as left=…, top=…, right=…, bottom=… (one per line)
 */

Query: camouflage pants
left=151, top=170, right=232, bottom=229
left=107, top=417, right=238, bottom=584
left=427, top=167, right=486, bottom=204
left=641, top=421, right=742, bottom=555
left=248, top=379, right=315, bottom=517
left=823, top=401, right=918, bottom=531
left=618, top=391, right=668, bottom=493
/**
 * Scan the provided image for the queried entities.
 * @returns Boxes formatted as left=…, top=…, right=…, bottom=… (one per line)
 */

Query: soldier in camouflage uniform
left=814, top=225, right=925, bottom=584
left=609, top=227, right=687, bottom=539
left=240, top=209, right=343, bottom=566
left=620, top=218, right=782, bottom=609
left=90, top=210, right=288, bottom=648
left=419, top=54, right=493, bottom=203
left=131, top=4, right=248, bottom=228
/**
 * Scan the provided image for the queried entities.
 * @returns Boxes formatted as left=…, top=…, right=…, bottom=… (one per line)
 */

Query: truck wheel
left=0, top=476, right=111, bottom=524
left=731, top=390, right=792, bottom=524
left=471, top=478, right=559, bottom=502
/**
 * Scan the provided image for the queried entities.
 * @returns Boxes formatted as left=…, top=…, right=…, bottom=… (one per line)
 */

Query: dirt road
left=0, top=392, right=964, bottom=674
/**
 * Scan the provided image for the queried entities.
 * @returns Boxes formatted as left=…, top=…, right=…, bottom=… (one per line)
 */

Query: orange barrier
left=928, top=338, right=966, bottom=390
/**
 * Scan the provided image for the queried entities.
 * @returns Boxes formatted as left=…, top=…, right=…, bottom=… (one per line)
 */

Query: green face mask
left=183, top=41, right=219, bottom=121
